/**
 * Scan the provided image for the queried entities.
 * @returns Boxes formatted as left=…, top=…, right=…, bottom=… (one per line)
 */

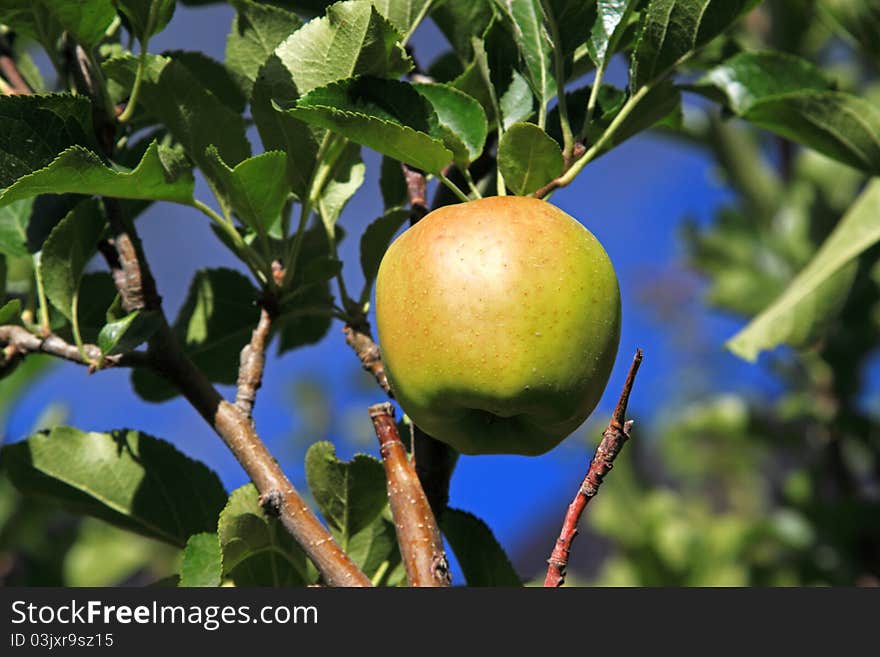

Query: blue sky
left=2, top=4, right=792, bottom=580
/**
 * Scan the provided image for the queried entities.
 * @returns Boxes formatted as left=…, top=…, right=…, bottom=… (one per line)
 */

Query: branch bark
left=369, top=402, right=450, bottom=587
left=544, top=349, right=643, bottom=587
left=235, top=306, right=273, bottom=420
left=0, top=325, right=147, bottom=370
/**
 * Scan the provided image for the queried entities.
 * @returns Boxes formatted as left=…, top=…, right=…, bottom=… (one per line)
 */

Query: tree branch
left=343, top=322, right=391, bottom=395
left=0, top=325, right=148, bottom=371
left=544, top=349, right=643, bottom=587
left=369, top=402, right=450, bottom=587
left=235, top=306, right=273, bottom=420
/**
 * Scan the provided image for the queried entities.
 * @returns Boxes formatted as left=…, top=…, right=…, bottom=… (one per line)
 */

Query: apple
left=375, top=196, right=621, bottom=456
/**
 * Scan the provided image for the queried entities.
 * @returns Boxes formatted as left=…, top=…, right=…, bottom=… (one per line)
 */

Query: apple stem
left=369, top=402, right=452, bottom=587
left=543, top=348, right=644, bottom=587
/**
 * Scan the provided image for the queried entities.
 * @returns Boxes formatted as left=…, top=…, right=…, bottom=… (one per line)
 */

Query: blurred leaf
left=287, top=77, right=453, bottom=174
left=133, top=268, right=260, bottom=400
left=728, top=180, right=880, bottom=361
left=360, top=208, right=409, bottom=297
left=218, top=484, right=310, bottom=586
left=273, top=0, right=411, bottom=96
left=179, top=532, right=222, bottom=587
left=0, top=300, right=21, bottom=326
left=430, top=0, right=494, bottom=60
left=42, top=0, right=116, bottom=48
left=819, top=0, right=880, bottom=64
left=316, top=141, right=365, bottom=233
left=305, top=441, right=387, bottom=546
left=632, top=0, right=755, bottom=88
left=205, top=148, right=290, bottom=240
left=115, top=0, right=176, bottom=42
left=1, top=426, right=227, bottom=546
left=97, top=309, right=162, bottom=356
left=0, top=141, right=195, bottom=209
left=0, top=2, right=62, bottom=49
left=40, top=199, right=106, bottom=321
left=441, top=508, right=521, bottom=586
left=371, top=0, right=432, bottom=36
left=226, top=0, right=303, bottom=97
left=696, top=51, right=880, bottom=174
left=0, top=199, right=34, bottom=258
left=414, top=83, right=488, bottom=169
left=497, top=122, right=564, bottom=195
left=0, top=94, right=95, bottom=189
left=302, top=256, right=342, bottom=284
left=545, top=0, right=597, bottom=61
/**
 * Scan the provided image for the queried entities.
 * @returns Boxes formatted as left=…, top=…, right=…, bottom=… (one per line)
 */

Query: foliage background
left=1, top=0, right=878, bottom=586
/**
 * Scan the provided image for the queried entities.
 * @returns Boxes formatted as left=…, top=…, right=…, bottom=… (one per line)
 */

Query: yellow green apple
left=375, top=196, right=621, bottom=456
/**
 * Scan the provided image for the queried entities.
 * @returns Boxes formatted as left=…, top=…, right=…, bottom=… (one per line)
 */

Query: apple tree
left=0, top=0, right=878, bottom=586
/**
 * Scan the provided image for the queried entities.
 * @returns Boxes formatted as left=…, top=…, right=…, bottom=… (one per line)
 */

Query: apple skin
left=375, top=196, right=621, bottom=456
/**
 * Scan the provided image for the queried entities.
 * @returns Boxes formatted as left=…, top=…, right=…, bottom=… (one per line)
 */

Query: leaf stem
left=463, top=168, right=483, bottom=199
left=190, top=199, right=270, bottom=285
left=401, top=0, right=435, bottom=48
left=69, top=288, right=90, bottom=364
left=540, top=0, right=573, bottom=160
left=118, top=1, right=158, bottom=124
left=438, top=173, right=471, bottom=203
left=33, top=254, right=51, bottom=336
left=581, top=64, right=607, bottom=142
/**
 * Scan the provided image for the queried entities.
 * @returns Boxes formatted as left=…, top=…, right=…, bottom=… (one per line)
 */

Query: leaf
left=251, top=55, right=320, bottom=199
left=819, top=0, right=880, bottom=65
left=371, top=0, right=432, bottom=36
left=586, top=0, right=638, bottom=70
left=132, top=268, right=260, bottom=401
left=76, top=272, right=119, bottom=343
left=287, top=77, right=453, bottom=174
left=695, top=51, right=880, bottom=174
left=379, top=156, right=407, bottom=209
left=205, top=149, right=290, bottom=239
left=218, top=484, right=310, bottom=586
left=104, top=54, right=251, bottom=173
left=226, top=0, right=304, bottom=97
left=273, top=0, right=411, bottom=96
left=0, top=141, right=196, bottom=209
left=0, top=299, right=21, bottom=325
left=315, top=141, right=365, bottom=233
left=97, top=309, right=162, bottom=356
left=304, top=441, right=387, bottom=547
left=40, top=199, right=106, bottom=320
left=164, top=50, right=247, bottom=114
left=414, top=82, right=488, bottom=168
left=115, top=0, right=176, bottom=42
left=42, top=0, right=116, bottom=48
left=493, top=0, right=556, bottom=120
left=430, top=0, right=494, bottom=60
left=302, top=256, right=342, bottom=284
left=497, top=122, right=564, bottom=195
left=0, top=93, right=95, bottom=189
left=0, top=1, right=62, bottom=49
left=179, top=532, right=222, bottom=587
left=1, top=426, right=228, bottom=546
left=360, top=208, right=409, bottom=296
left=0, top=198, right=34, bottom=257
left=441, top=508, right=521, bottom=586
left=344, top=512, right=404, bottom=584
left=545, top=0, right=597, bottom=61
left=632, top=0, right=755, bottom=89
left=727, top=180, right=880, bottom=362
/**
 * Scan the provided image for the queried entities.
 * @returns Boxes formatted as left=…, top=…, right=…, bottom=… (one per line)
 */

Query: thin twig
left=235, top=306, right=273, bottom=420
left=343, top=323, right=391, bottom=395
left=0, top=325, right=148, bottom=370
left=402, top=164, right=429, bottom=222
left=369, top=402, right=450, bottom=587
left=544, top=349, right=643, bottom=587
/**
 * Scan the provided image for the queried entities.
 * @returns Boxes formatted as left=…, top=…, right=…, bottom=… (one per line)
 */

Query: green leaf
left=287, top=77, right=453, bottom=174
left=695, top=51, right=880, bottom=174
left=0, top=1, right=62, bottom=49
left=1, top=426, right=228, bottom=546
left=132, top=268, right=260, bottom=401
left=97, top=309, right=162, bottom=356
left=226, top=0, right=303, bottom=97
left=586, top=0, right=638, bottom=70
left=344, top=512, right=404, bottom=585
left=104, top=54, right=251, bottom=173
left=371, top=0, right=432, bottom=36
left=414, top=83, right=488, bottom=169
left=251, top=56, right=320, bottom=199
left=316, top=141, right=365, bottom=233
left=0, top=141, right=196, bottom=209
left=302, top=256, right=342, bottom=284
left=42, top=0, right=116, bottom=48
left=545, top=0, right=597, bottom=61
left=77, top=272, right=119, bottom=343
left=115, top=0, right=176, bottom=42
left=360, top=208, right=408, bottom=297
left=273, top=0, right=411, bottom=96
left=205, top=149, right=290, bottom=239
left=305, top=441, right=387, bottom=548
left=632, top=0, right=754, bottom=88
left=0, top=198, right=34, bottom=257
left=430, top=0, right=494, bottom=60
left=727, top=180, right=880, bottom=362
left=497, top=122, right=564, bottom=195
left=40, top=199, right=106, bottom=321
left=218, top=484, right=310, bottom=586
left=179, top=532, right=223, bottom=587
left=0, top=94, right=95, bottom=189
left=379, top=156, right=407, bottom=209
left=441, top=508, right=521, bottom=586
left=163, top=51, right=247, bottom=114
left=0, top=299, right=21, bottom=325
left=493, top=0, right=556, bottom=120
left=819, top=0, right=880, bottom=65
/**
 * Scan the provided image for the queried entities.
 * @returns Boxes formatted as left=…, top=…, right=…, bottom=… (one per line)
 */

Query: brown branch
left=402, top=164, right=428, bottom=222
left=235, top=306, right=273, bottom=420
left=369, top=402, right=450, bottom=587
left=343, top=323, right=391, bottom=395
left=0, top=325, right=148, bottom=370
left=533, top=142, right=586, bottom=200
left=544, top=349, right=643, bottom=587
